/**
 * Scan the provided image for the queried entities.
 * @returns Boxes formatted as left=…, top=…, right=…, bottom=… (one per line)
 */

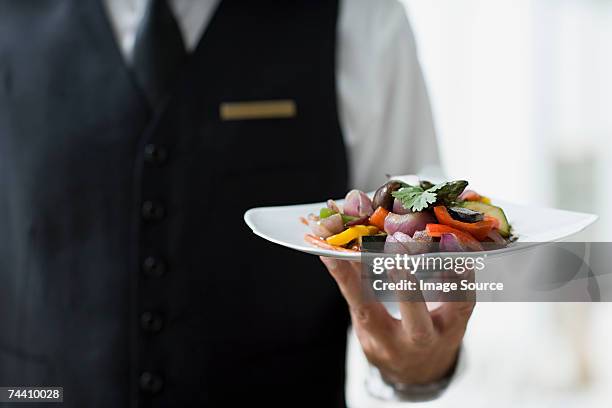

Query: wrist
left=366, top=355, right=459, bottom=403
left=380, top=344, right=460, bottom=386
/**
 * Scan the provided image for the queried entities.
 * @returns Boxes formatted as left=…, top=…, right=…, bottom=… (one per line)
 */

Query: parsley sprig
left=391, top=180, right=468, bottom=212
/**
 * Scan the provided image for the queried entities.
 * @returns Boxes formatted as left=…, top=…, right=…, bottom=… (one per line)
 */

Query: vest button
left=140, top=311, right=163, bottom=333
left=142, top=200, right=165, bottom=221
left=139, top=372, right=163, bottom=394
left=144, top=144, right=167, bottom=165
left=142, top=256, right=166, bottom=277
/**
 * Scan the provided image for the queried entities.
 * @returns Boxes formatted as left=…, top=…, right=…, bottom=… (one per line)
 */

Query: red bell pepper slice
left=433, top=206, right=495, bottom=241
left=426, top=224, right=484, bottom=251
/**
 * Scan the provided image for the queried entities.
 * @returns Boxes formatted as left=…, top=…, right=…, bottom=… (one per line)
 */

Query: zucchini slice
left=461, top=201, right=511, bottom=237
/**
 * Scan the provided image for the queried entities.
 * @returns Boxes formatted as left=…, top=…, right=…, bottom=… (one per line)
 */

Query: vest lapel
left=75, top=0, right=151, bottom=114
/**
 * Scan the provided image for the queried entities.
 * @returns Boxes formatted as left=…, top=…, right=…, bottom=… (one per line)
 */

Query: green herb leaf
left=391, top=180, right=469, bottom=212
left=392, top=186, right=437, bottom=212
left=432, top=180, right=469, bottom=204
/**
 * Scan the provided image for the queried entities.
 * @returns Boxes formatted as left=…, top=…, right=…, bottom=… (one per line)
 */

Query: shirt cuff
left=364, top=346, right=465, bottom=402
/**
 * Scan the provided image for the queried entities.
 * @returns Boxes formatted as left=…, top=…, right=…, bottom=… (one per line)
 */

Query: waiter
left=0, top=0, right=474, bottom=406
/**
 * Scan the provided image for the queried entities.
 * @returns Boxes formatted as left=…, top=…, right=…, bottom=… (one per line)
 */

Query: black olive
left=420, top=180, right=435, bottom=190
left=372, top=181, right=403, bottom=211
left=448, top=207, right=484, bottom=223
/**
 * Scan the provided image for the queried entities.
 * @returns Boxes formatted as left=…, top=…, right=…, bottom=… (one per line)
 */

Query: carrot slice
left=368, top=207, right=390, bottom=230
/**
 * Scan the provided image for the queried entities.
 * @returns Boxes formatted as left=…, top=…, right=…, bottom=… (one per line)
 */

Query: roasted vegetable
left=419, top=180, right=435, bottom=190
left=460, top=201, right=511, bottom=237
left=372, top=181, right=404, bottom=211
left=304, top=178, right=513, bottom=253
left=433, top=206, right=496, bottom=241
left=345, top=215, right=370, bottom=227
left=360, top=235, right=388, bottom=252
left=384, top=212, right=436, bottom=237
left=392, top=198, right=411, bottom=215
left=307, top=213, right=344, bottom=238
left=320, top=207, right=359, bottom=225
left=360, top=235, right=388, bottom=245
left=447, top=206, right=484, bottom=223
left=425, top=224, right=483, bottom=251
left=459, top=190, right=492, bottom=204
left=439, top=233, right=467, bottom=252
left=319, top=208, right=336, bottom=219
left=384, top=232, right=413, bottom=254
left=369, top=207, right=390, bottom=230
left=326, top=225, right=378, bottom=246
left=344, top=190, right=374, bottom=217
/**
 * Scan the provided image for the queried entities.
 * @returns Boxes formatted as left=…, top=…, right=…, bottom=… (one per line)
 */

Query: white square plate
left=244, top=198, right=598, bottom=261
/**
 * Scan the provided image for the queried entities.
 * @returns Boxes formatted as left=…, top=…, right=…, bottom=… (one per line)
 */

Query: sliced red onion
left=439, top=233, right=467, bottom=252
left=327, top=199, right=341, bottom=213
left=384, top=233, right=411, bottom=254
left=385, top=231, right=432, bottom=255
left=412, top=230, right=433, bottom=243
left=486, top=229, right=507, bottom=245
left=307, top=213, right=343, bottom=239
left=308, top=221, right=333, bottom=239
left=393, top=231, right=414, bottom=245
left=319, top=213, right=344, bottom=235
left=384, top=212, right=436, bottom=237
left=392, top=198, right=411, bottom=215
left=410, top=230, right=433, bottom=254
left=343, top=190, right=374, bottom=217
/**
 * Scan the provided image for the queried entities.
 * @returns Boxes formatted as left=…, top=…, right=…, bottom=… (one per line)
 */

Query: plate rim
left=244, top=200, right=599, bottom=261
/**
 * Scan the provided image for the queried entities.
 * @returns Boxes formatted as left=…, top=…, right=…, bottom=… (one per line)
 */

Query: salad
left=303, top=179, right=512, bottom=253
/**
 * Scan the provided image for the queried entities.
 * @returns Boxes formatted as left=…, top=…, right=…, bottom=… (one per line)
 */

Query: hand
left=320, top=257, right=475, bottom=385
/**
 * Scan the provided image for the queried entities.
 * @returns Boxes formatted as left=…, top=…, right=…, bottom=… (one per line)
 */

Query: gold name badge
left=220, top=100, right=297, bottom=121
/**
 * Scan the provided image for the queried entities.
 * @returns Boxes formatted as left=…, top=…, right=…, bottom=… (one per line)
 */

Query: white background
left=346, top=1, right=612, bottom=406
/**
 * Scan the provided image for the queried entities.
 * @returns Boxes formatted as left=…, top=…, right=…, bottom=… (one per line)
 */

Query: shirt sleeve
left=337, top=0, right=441, bottom=192
left=365, top=347, right=465, bottom=402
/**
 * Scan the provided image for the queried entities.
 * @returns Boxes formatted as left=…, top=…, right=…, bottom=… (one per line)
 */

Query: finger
left=431, top=300, right=475, bottom=340
left=431, top=269, right=476, bottom=334
left=390, top=268, right=435, bottom=343
left=320, top=257, right=396, bottom=336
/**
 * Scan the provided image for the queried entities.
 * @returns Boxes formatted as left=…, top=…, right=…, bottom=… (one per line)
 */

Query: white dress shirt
left=103, top=0, right=446, bottom=402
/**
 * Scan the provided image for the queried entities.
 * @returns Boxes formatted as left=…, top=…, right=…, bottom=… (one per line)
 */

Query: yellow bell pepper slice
left=479, top=196, right=492, bottom=205
left=326, top=225, right=378, bottom=246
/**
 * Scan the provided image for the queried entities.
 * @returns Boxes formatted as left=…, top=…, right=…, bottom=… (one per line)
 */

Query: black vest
left=0, top=1, right=350, bottom=406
